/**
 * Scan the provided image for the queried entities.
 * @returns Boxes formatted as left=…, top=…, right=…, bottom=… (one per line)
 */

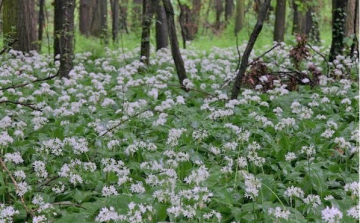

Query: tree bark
left=344, top=0, right=359, bottom=56
left=119, top=0, right=129, bottom=33
left=162, top=0, right=188, bottom=90
left=234, top=0, right=245, bottom=36
left=329, top=0, right=348, bottom=61
left=155, top=0, right=169, bottom=50
left=91, top=0, right=108, bottom=43
left=225, top=0, right=234, bottom=22
left=3, top=0, right=38, bottom=52
left=110, top=0, right=119, bottom=42
left=140, top=0, right=155, bottom=66
left=273, top=0, right=286, bottom=42
left=231, top=0, right=271, bottom=99
left=38, top=0, right=45, bottom=51
left=178, top=0, right=201, bottom=48
left=54, top=0, right=75, bottom=79
left=214, top=0, right=224, bottom=30
left=79, top=0, right=94, bottom=36
left=292, top=0, right=307, bottom=35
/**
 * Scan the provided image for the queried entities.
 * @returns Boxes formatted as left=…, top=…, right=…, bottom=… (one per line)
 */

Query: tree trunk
left=140, top=0, right=154, bottom=65
left=79, top=0, right=94, bottom=36
left=38, top=0, right=45, bottom=51
left=225, top=0, right=234, bottom=22
left=155, top=0, right=169, bottom=50
left=273, top=0, right=286, bottom=42
left=119, top=0, right=129, bottom=33
left=234, top=0, right=245, bottom=36
left=54, top=0, right=75, bottom=78
left=308, top=6, right=320, bottom=43
left=292, top=0, right=307, bottom=35
left=110, top=0, right=119, bottom=42
left=3, top=0, right=38, bottom=52
left=162, top=0, right=188, bottom=90
left=178, top=0, right=201, bottom=48
left=91, top=0, right=108, bottom=43
left=329, top=0, right=347, bottom=61
left=215, top=0, right=224, bottom=30
left=231, top=0, right=271, bottom=99
left=344, top=0, right=359, bottom=56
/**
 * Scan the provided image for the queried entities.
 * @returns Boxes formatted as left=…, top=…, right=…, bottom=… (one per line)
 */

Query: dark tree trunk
left=308, top=6, right=320, bottom=43
left=329, top=0, right=348, bottom=61
left=234, top=0, right=245, bottom=35
left=155, top=0, right=169, bottom=50
left=79, top=0, right=94, bottom=36
left=119, top=0, right=129, bottom=33
left=38, top=0, right=45, bottom=51
left=162, top=0, right=188, bottom=90
left=231, top=0, right=271, bottom=99
left=215, top=0, right=224, bottom=30
left=91, top=0, right=108, bottom=43
left=225, top=0, right=234, bottom=22
left=3, top=0, right=38, bottom=52
left=110, top=0, right=119, bottom=42
left=292, top=0, right=307, bottom=35
left=273, top=0, right=286, bottom=42
left=178, top=0, right=201, bottom=48
left=140, top=0, right=155, bottom=65
left=54, top=0, right=75, bottom=78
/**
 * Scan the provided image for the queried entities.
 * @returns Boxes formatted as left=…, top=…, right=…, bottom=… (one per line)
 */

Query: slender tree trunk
left=178, top=0, right=201, bottom=48
left=119, top=0, right=129, bottom=33
left=234, top=0, right=245, bottom=36
left=155, top=0, right=169, bottom=50
left=54, top=0, right=75, bottom=78
left=91, top=0, right=108, bottom=43
left=292, top=0, right=307, bottom=35
left=225, top=0, right=234, bottom=22
left=215, top=0, right=224, bottom=30
left=162, top=0, right=188, bottom=90
left=140, top=0, right=155, bottom=65
left=231, top=0, right=271, bottom=99
left=3, top=0, right=38, bottom=52
left=329, top=0, right=348, bottom=61
left=273, top=0, right=286, bottom=42
left=79, top=0, right=94, bottom=36
left=110, top=0, right=119, bottom=42
left=308, top=6, right=320, bottom=43
left=38, top=0, right=45, bottom=51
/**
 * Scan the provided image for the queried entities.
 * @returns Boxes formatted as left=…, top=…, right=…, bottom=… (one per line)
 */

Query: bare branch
left=0, top=100, right=43, bottom=111
left=0, top=157, right=35, bottom=217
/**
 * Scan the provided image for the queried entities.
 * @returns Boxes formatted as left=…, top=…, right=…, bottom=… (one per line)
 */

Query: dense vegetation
left=0, top=39, right=358, bottom=222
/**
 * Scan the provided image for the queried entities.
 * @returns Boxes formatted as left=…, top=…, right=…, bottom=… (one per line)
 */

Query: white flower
left=285, top=152, right=297, bottom=162
left=95, top=207, right=120, bottom=222
left=183, top=79, right=194, bottom=90
left=324, top=195, right=334, bottom=200
left=347, top=206, right=359, bottom=219
left=130, top=182, right=145, bottom=194
left=344, top=181, right=359, bottom=197
left=16, top=181, right=31, bottom=196
left=268, top=206, right=290, bottom=220
left=321, top=206, right=343, bottom=223
left=0, top=131, right=14, bottom=147
left=101, top=186, right=118, bottom=197
left=303, top=194, right=321, bottom=209
left=284, top=186, right=304, bottom=199
left=321, top=129, right=335, bottom=138
left=4, top=152, right=24, bottom=164
left=33, top=161, right=48, bottom=178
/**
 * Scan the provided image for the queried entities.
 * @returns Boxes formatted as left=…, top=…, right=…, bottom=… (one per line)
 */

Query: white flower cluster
left=242, top=172, right=261, bottom=200
left=268, top=206, right=290, bottom=220
left=166, top=128, right=187, bottom=147
left=0, top=203, right=19, bottom=223
left=321, top=206, right=343, bottom=223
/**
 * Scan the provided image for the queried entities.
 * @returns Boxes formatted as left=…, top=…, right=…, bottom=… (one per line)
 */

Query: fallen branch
left=99, top=108, right=152, bottom=137
left=0, top=73, right=58, bottom=91
left=0, top=157, right=35, bottom=218
left=0, top=100, right=42, bottom=111
left=249, top=43, right=281, bottom=66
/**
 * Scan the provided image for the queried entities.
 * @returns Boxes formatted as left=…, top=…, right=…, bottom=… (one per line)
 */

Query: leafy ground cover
left=0, top=42, right=358, bottom=223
